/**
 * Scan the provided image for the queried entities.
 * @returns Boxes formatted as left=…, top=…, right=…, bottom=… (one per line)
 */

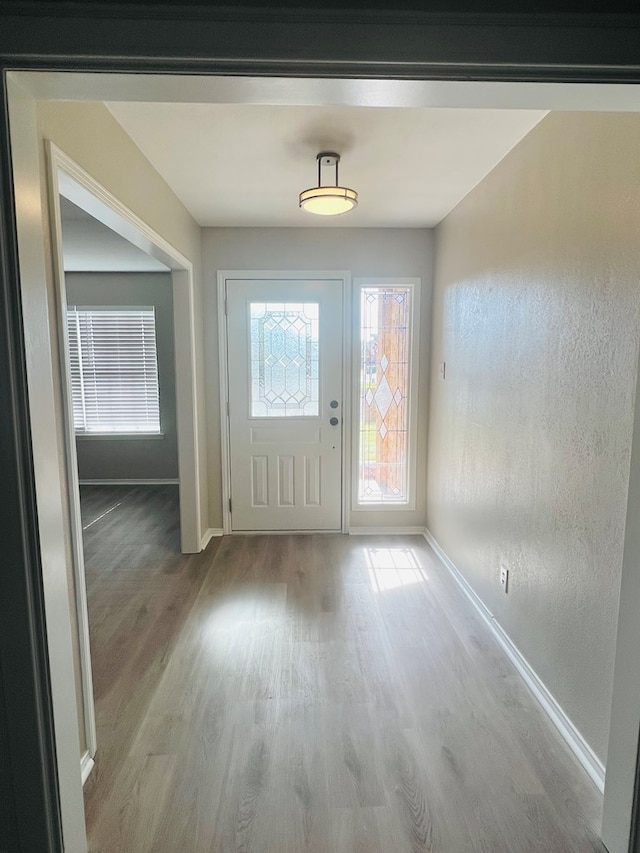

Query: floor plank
left=82, top=492, right=606, bottom=852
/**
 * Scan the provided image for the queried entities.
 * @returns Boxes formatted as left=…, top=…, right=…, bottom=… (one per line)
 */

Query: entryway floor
left=82, top=486, right=605, bottom=852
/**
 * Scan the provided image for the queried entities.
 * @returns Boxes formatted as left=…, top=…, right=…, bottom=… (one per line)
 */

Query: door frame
left=217, top=269, right=351, bottom=534
left=46, top=138, right=97, bottom=787
left=44, top=142, right=205, bottom=785
left=47, top=144, right=204, bottom=555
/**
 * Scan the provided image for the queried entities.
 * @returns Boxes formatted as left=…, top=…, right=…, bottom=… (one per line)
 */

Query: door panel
left=227, top=278, right=343, bottom=531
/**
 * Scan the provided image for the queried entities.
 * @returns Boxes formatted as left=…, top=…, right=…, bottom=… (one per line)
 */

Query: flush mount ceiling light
left=299, top=152, right=358, bottom=216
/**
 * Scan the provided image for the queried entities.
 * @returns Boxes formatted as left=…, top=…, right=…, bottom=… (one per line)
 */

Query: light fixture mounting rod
left=317, top=151, right=340, bottom=187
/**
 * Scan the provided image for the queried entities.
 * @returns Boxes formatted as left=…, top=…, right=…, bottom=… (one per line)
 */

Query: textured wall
left=202, top=227, right=433, bottom=529
left=65, top=272, right=178, bottom=481
left=428, top=111, right=640, bottom=763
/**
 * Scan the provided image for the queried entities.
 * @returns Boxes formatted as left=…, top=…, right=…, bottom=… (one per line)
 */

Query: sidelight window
left=355, top=280, right=419, bottom=508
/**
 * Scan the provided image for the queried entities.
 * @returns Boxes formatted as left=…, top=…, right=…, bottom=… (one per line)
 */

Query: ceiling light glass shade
left=299, top=152, right=358, bottom=216
left=299, top=185, right=358, bottom=215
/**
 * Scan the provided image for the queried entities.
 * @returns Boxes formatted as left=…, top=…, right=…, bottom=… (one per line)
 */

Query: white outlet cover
left=500, top=566, right=509, bottom=592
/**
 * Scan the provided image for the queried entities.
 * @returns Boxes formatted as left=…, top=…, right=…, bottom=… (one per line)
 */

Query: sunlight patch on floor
left=364, top=547, right=427, bottom=593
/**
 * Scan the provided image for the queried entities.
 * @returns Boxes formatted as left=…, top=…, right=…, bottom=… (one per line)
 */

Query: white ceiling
left=60, top=197, right=169, bottom=272
left=106, top=103, right=546, bottom=228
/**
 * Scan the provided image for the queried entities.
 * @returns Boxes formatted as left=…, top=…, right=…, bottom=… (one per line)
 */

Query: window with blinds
left=66, top=306, right=161, bottom=434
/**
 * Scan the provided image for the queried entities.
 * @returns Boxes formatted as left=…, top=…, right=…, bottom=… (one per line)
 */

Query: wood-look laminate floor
left=81, top=486, right=606, bottom=852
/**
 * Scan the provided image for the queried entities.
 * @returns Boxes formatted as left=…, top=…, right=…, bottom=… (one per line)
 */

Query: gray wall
left=427, top=111, right=640, bottom=763
left=202, top=227, right=434, bottom=529
left=65, top=272, right=179, bottom=481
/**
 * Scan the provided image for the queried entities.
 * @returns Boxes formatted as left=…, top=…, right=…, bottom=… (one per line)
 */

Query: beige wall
left=37, top=102, right=202, bottom=263
left=428, top=111, right=640, bottom=763
left=202, top=227, right=433, bottom=529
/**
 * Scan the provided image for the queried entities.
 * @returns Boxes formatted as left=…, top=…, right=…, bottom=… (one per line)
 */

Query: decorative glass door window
left=249, top=302, right=320, bottom=417
left=357, top=286, right=413, bottom=503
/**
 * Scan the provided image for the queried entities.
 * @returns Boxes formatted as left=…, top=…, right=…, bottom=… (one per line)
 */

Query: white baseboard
left=200, top=528, right=224, bottom=549
left=80, top=750, right=95, bottom=785
left=79, top=478, right=179, bottom=485
left=423, top=529, right=606, bottom=794
left=349, top=526, right=427, bottom=536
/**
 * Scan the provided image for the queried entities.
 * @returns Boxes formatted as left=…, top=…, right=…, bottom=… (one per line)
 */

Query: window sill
left=75, top=432, right=165, bottom=441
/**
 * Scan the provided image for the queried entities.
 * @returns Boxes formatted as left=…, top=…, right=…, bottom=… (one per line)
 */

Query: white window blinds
left=66, top=306, right=161, bottom=434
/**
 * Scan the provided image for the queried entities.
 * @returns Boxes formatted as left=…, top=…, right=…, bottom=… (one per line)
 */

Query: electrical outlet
left=500, top=566, right=509, bottom=593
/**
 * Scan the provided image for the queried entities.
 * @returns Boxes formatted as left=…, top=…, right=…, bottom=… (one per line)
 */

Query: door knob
left=330, top=417, right=339, bottom=426
left=330, top=400, right=339, bottom=409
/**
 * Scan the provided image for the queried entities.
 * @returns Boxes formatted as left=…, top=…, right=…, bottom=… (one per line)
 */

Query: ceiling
left=106, top=103, right=546, bottom=228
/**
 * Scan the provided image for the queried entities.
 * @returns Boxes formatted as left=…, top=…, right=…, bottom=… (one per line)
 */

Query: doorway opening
left=46, top=143, right=205, bottom=789
left=48, top=142, right=203, bottom=553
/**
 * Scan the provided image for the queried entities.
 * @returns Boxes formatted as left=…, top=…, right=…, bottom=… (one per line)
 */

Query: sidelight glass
left=358, top=286, right=412, bottom=503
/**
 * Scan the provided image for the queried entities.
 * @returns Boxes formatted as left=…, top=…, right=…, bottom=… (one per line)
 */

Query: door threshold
left=231, top=529, right=344, bottom=535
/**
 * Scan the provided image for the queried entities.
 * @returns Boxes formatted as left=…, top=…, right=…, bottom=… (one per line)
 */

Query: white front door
left=226, top=277, right=343, bottom=531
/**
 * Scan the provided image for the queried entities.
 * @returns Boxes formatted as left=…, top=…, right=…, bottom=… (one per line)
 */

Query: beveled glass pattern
left=250, top=302, right=320, bottom=417
left=358, top=287, right=411, bottom=503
